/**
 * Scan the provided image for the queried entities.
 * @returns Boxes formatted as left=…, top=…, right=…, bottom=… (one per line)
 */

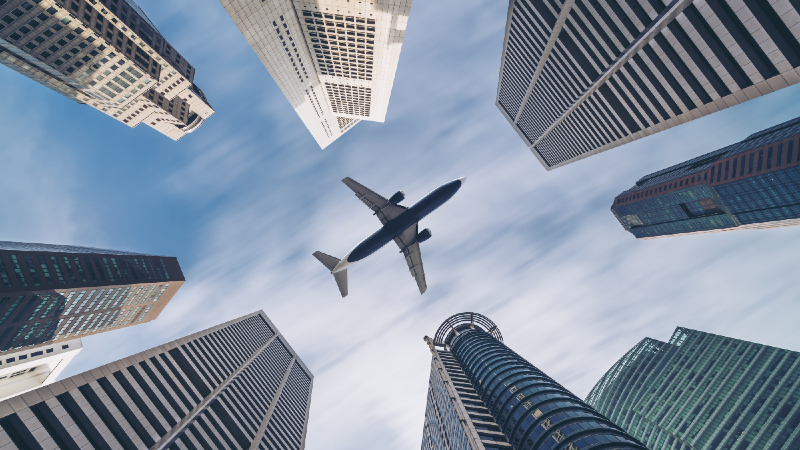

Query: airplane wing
left=394, top=223, right=427, bottom=294
left=342, top=177, right=407, bottom=226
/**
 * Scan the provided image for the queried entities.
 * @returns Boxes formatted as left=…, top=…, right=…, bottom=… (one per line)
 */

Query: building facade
left=611, top=116, right=800, bottom=239
left=421, top=312, right=646, bottom=450
left=0, top=0, right=213, bottom=140
left=0, top=310, right=314, bottom=450
left=496, top=0, right=800, bottom=170
left=0, top=241, right=184, bottom=355
left=220, top=0, right=412, bottom=148
left=586, top=327, right=800, bottom=450
left=0, top=338, right=81, bottom=402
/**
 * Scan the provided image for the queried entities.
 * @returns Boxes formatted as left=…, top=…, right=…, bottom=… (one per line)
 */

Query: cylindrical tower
left=421, top=312, right=647, bottom=450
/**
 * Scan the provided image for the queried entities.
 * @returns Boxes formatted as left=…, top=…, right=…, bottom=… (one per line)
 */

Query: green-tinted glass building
left=586, top=327, right=800, bottom=450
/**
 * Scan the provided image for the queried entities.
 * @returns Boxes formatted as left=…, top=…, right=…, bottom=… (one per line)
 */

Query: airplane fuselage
left=333, top=178, right=464, bottom=272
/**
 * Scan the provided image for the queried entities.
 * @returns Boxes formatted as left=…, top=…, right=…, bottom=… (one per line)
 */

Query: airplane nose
left=458, top=177, right=467, bottom=185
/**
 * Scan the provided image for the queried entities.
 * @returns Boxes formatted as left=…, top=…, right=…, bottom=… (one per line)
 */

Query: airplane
left=313, top=176, right=466, bottom=297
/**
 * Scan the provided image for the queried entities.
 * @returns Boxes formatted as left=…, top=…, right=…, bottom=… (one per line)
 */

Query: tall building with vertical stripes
left=586, top=327, right=800, bottom=450
left=612, top=116, right=800, bottom=238
left=220, top=0, right=413, bottom=149
left=420, top=312, right=646, bottom=450
left=496, top=0, right=800, bottom=169
left=0, top=310, right=314, bottom=450
left=0, top=241, right=184, bottom=355
left=0, top=0, right=213, bottom=140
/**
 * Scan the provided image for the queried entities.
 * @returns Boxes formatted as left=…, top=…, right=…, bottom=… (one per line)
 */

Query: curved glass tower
left=421, top=312, right=646, bottom=450
left=586, top=327, right=800, bottom=450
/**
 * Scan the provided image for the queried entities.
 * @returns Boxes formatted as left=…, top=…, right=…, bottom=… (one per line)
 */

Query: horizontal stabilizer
left=333, top=270, right=348, bottom=297
left=313, top=251, right=340, bottom=271
left=313, top=251, right=348, bottom=297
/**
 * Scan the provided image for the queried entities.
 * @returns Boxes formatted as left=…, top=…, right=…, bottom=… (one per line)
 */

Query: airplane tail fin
left=313, top=251, right=348, bottom=297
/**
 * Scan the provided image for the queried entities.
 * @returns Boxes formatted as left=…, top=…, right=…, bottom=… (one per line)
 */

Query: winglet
left=313, top=252, right=348, bottom=297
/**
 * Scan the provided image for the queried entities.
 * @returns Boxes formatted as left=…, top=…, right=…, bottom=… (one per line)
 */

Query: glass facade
left=422, top=313, right=644, bottom=450
left=422, top=359, right=476, bottom=450
left=586, top=328, right=800, bottom=450
left=0, top=241, right=184, bottom=354
left=612, top=117, right=800, bottom=238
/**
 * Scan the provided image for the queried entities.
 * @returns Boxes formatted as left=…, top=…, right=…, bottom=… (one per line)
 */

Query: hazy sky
left=2, top=0, right=800, bottom=449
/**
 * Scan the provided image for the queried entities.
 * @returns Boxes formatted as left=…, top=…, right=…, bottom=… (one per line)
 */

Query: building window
left=23, top=255, right=42, bottom=286
left=732, top=158, right=737, bottom=178
left=724, top=160, right=729, bottom=180
left=776, top=144, right=783, bottom=167
left=37, top=255, right=54, bottom=285
left=83, top=257, right=98, bottom=283
left=710, top=166, right=715, bottom=183
left=749, top=153, right=755, bottom=174
left=766, top=147, right=773, bottom=170
left=757, top=150, right=764, bottom=172
left=788, top=141, right=794, bottom=164
left=50, top=256, right=66, bottom=284
left=740, top=156, right=746, bottom=176
left=0, top=257, right=11, bottom=288
left=102, top=258, right=116, bottom=282
left=73, top=257, right=88, bottom=283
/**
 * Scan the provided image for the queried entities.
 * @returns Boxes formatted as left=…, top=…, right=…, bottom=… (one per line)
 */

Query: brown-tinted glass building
left=0, top=241, right=183, bottom=354
left=612, top=116, right=800, bottom=238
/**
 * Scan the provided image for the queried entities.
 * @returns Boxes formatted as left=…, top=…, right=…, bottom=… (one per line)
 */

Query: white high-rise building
left=0, top=338, right=81, bottom=402
left=220, top=0, right=413, bottom=149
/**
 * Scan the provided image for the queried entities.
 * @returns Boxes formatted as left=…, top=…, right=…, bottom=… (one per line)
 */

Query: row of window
left=273, top=16, right=308, bottom=83
left=1, top=344, right=69, bottom=365
left=617, top=139, right=799, bottom=206
left=0, top=252, right=171, bottom=288
left=302, top=10, right=376, bottom=25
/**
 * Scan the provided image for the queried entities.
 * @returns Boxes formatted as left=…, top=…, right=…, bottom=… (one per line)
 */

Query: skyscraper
left=496, top=0, right=800, bottom=170
left=0, top=337, right=81, bottom=402
left=0, top=310, right=314, bottom=450
left=0, top=0, right=213, bottom=140
left=421, top=312, right=646, bottom=450
left=0, top=241, right=184, bottom=354
left=611, top=116, right=800, bottom=239
left=586, top=327, right=800, bottom=450
left=220, top=0, right=413, bottom=149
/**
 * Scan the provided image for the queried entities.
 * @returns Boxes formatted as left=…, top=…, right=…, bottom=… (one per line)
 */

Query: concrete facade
left=220, top=0, right=413, bottom=149
left=0, top=311, right=313, bottom=450
left=0, top=0, right=213, bottom=141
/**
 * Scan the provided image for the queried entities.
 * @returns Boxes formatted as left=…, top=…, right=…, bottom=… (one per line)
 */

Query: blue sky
left=2, top=0, right=800, bottom=448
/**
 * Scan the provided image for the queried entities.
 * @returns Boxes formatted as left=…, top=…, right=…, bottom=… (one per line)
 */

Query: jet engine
left=416, top=228, right=432, bottom=243
left=389, top=190, right=405, bottom=204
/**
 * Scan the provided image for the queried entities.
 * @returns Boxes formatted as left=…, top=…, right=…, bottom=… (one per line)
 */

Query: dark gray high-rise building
left=0, top=310, right=314, bottom=450
left=420, top=312, right=646, bottom=450
left=611, top=116, right=800, bottom=238
left=586, top=327, right=800, bottom=450
left=497, top=0, right=800, bottom=170
left=0, top=241, right=184, bottom=354
left=0, top=0, right=213, bottom=140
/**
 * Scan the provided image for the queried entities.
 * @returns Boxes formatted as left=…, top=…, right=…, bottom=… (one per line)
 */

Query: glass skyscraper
left=420, top=312, right=646, bottom=450
left=0, top=310, right=314, bottom=450
left=0, top=241, right=184, bottom=354
left=586, top=327, right=800, bottom=450
left=612, top=116, right=800, bottom=238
